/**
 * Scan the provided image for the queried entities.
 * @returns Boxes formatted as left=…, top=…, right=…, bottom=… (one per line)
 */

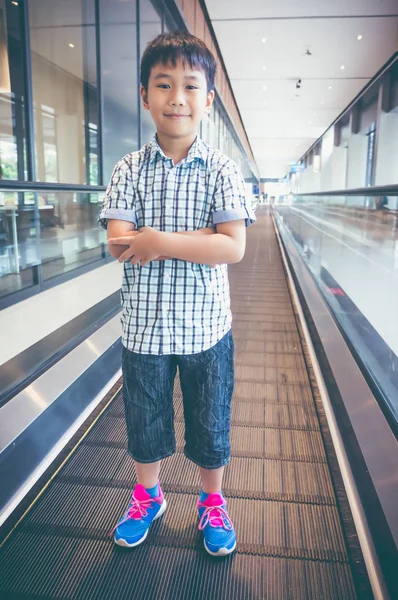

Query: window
left=29, top=0, right=98, bottom=184
left=140, top=0, right=162, bottom=145
left=100, top=0, right=139, bottom=182
left=0, top=0, right=27, bottom=181
left=365, top=127, right=376, bottom=187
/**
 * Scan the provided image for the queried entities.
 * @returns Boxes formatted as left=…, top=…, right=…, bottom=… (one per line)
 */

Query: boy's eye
left=186, top=85, right=198, bottom=90
left=157, top=84, right=170, bottom=89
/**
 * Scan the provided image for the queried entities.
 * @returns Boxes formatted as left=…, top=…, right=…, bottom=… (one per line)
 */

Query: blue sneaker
left=113, top=483, right=167, bottom=547
left=197, top=492, right=236, bottom=556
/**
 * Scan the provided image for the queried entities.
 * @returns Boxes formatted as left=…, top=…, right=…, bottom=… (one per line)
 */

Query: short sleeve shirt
left=99, top=135, right=256, bottom=355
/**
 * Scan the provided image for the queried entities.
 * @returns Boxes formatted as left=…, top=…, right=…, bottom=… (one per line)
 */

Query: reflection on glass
left=38, top=190, right=106, bottom=282
left=0, top=0, right=27, bottom=181
left=29, top=0, right=98, bottom=184
left=0, top=188, right=106, bottom=300
left=274, top=195, right=398, bottom=426
left=0, top=189, right=39, bottom=297
left=140, top=0, right=161, bottom=144
left=100, top=0, right=139, bottom=182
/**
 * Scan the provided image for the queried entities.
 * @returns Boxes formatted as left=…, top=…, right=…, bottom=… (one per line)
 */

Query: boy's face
left=141, top=59, right=214, bottom=142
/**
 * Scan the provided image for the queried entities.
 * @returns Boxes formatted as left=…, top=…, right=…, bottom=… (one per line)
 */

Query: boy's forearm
left=178, top=227, right=215, bottom=237
left=159, top=231, right=242, bottom=265
left=157, top=227, right=215, bottom=259
left=108, top=226, right=215, bottom=260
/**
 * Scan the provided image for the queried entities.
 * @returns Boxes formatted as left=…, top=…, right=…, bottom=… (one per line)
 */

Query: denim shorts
left=122, top=330, right=234, bottom=470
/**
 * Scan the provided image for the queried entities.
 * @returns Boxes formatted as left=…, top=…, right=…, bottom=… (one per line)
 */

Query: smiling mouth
left=164, top=114, right=190, bottom=118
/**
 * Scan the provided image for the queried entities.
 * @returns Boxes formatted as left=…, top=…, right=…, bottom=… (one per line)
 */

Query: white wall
left=375, top=109, right=398, bottom=185
left=330, top=146, right=348, bottom=189
left=294, top=165, right=321, bottom=194
left=292, top=127, right=348, bottom=194
left=346, top=133, right=368, bottom=188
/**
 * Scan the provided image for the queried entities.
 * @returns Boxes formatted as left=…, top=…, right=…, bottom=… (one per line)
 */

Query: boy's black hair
left=140, top=31, right=217, bottom=92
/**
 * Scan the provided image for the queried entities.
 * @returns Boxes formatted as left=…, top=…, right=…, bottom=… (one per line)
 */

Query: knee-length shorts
left=122, top=330, right=234, bottom=470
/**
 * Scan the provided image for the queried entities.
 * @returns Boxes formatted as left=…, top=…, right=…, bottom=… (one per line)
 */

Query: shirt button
left=164, top=273, right=170, bottom=281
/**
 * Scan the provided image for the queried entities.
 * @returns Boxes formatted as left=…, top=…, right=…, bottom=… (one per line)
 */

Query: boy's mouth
left=164, top=113, right=190, bottom=119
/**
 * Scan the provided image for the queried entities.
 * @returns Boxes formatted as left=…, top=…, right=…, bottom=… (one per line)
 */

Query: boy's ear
left=204, top=89, right=215, bottom=114
left=140, top=85, right=149, bottom=110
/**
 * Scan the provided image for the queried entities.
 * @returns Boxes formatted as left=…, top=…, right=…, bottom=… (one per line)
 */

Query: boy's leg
left=122, top=346, right=177, bottom=465
left=178, top=330, right=234, bottom=472
left=113, top=347, right=177, bottom=548
left=178, top=330, right=235, bottom=556
left=134, top=460, right=161, bottom=489
left=199, top=466, right=224, bottom=494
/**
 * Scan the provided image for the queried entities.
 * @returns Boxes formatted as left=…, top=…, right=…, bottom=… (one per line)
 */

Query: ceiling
left=205, top=0, right=398, bottom=178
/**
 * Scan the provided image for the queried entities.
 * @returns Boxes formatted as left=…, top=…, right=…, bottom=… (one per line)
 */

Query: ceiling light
left=357, top=35, right=362, bottom=40
left=313, top=112, right=317, bottom=116
left=261, top=37, right=267, bottom=43
left=340, top=65, right=345, bottom=70
left=12, top=1, right=18, bottom=5
left=309, top=121, right=312, bottom=124
left=262, top=65, right=267, bottom=71
left=328, top=86, right=332, bottom=90
left=69, top=43, right=75, bottom=48
left=262, top=85, right=267, bottom=91
left=321, top=101, right=324, bottom=104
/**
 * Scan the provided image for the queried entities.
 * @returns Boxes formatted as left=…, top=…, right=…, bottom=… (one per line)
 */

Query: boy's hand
left=108, top=226, right=163, bottom=267
left=107, top=230, right=140, bottom=256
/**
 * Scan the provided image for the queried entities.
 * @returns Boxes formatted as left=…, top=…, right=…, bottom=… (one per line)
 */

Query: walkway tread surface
left=0, top=210, right=359, bottom=599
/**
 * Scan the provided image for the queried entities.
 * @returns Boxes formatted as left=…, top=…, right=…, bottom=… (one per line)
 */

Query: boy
left=99, top=32, right=255, bottom=557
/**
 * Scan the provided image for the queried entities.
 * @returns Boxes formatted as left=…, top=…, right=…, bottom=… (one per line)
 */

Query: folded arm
left=106, top=220, right=217, bottom=261
left=108, top=219, right=246, bottom=267
left=158, top=220, right=245, bottom=265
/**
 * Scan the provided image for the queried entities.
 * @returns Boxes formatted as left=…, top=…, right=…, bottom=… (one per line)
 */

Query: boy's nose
left=169, top=92, right=186, bottom=106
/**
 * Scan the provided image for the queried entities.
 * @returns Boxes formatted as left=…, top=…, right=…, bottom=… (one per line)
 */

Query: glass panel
left=208, top=106, right=216, bottom=148
left=200, top=113, right=210, bottom=144
left=29, top=0, right=98, bottom=184
left=0, top=0, right=27, bottom=181
left=0, top=190, right=38, bottom=298
left=101, top=0, right=139, bottom=182
left=274, top=194, right=398, bottom=426
left=140, top=0, right=161, bottom=144
left=365, top=129, right=376, bottom=187
left=0, top=188, right=106, bottom=300
left=39, top=190, right=106, bottom=282
left=213, top=105, right=220, bottom=150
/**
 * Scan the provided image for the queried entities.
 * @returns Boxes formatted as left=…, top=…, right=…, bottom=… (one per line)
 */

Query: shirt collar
left=149, top=134, right=207, bottom=165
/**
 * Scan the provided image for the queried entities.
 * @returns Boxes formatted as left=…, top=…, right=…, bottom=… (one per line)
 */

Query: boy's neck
left=156, top=131, right=198, bottom=165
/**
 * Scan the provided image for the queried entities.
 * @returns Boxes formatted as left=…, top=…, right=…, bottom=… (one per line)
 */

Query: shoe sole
left=114, top=498, right=167, bottom=548
left=204, top=539, right=237, bottom=557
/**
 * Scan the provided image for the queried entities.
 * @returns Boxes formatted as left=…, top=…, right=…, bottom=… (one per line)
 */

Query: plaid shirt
left=99, top=135, right=256, bottom=355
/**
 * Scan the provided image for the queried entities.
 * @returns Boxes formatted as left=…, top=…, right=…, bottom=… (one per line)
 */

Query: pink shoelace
left=111, top=492, right=154, bottom=534
left=197, top=502, right=233, bottom=531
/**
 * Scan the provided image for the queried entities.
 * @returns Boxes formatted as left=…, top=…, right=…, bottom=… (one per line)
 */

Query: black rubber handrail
left=295, top=184, right=398, bottom=197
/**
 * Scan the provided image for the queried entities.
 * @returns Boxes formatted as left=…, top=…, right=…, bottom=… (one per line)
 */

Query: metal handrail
left=0, top=182, right=107, bottom=192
